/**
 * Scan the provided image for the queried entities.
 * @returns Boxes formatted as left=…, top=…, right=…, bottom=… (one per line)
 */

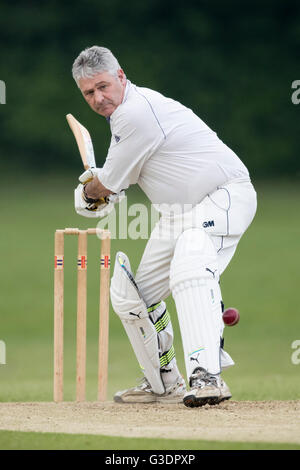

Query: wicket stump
left=54, top=228, right=111, bottom=402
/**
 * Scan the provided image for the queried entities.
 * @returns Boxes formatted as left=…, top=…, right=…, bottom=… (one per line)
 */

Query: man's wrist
left=83, top=184, right=102, bottom=203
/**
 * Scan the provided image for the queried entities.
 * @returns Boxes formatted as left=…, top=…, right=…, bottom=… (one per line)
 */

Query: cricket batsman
left=72, top=46, right=257, bottom=407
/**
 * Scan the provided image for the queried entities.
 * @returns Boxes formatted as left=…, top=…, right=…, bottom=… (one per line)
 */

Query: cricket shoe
left=183, top=367, right=231, bottom=408
left=114, top=375, right=186, bottom=404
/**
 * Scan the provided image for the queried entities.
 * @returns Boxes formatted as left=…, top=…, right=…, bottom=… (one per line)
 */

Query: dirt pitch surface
left=0, top=400, right=299, bottom=444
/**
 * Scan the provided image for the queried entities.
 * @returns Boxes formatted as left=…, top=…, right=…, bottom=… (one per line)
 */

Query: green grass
left=0, top=175, right=299, bottom=448
left=0, top=430, right=299, bottom=450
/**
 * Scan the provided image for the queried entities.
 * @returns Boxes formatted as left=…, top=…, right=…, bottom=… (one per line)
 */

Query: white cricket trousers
left=135, top=178, right=257, bottom=306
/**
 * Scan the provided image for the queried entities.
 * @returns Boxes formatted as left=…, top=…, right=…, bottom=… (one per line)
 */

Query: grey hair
left=72, top=46, right=121, bottom=86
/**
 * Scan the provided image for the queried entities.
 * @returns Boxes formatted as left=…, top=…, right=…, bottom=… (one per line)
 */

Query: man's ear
left=118, top=68, right=126, bottom=84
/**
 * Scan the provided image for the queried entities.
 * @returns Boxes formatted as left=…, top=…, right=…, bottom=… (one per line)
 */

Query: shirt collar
left=121, top=79, right=131, bottom=104
left=108, top=79, right=131, bottom=122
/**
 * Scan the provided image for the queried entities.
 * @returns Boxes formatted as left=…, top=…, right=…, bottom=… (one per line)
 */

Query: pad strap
left=148, top=302, right=176, bottom=368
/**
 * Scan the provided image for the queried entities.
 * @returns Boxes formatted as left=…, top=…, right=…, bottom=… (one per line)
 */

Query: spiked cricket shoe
left=114, top=375, right=186, bottom=404
left=183, top=367, right=231, bottom=407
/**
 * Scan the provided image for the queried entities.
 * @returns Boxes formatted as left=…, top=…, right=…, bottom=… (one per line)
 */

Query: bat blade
left=66, top=113, right=96, bottom=169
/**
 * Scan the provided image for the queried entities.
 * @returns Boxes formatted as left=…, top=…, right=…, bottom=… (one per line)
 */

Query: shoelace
left=190, top=369, right=218, bottom=388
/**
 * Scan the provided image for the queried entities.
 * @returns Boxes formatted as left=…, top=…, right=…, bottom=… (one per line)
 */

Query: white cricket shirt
left=98, top=80, right=249, bottom=208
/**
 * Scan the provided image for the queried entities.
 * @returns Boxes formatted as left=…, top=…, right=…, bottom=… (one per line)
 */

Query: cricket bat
left=66, top=113, right=96, bottom=169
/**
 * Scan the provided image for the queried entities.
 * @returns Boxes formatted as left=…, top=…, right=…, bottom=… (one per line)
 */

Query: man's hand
left=84, top=176, right=109, bottom=200
left=78, top=168, right=113, bottom=200
left=74, top=183, right=112, bottom=218
left=74, top=183, right=126, bottom=219
left=82, top=185, right=107, bottom=206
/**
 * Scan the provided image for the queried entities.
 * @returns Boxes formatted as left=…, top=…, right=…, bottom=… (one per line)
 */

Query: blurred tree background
left=0, top=0, right=299, bottom=179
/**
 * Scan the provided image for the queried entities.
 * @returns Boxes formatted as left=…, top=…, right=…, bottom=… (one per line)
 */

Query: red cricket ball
left=222, top=307, right=240, bottom=326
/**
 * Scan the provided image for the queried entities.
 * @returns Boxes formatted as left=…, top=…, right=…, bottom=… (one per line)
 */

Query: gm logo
left=0, top=80, right=6, bottom=104
left=0, top=340, right=6, bottom=364
left=203, top=220, right=214, bottom=228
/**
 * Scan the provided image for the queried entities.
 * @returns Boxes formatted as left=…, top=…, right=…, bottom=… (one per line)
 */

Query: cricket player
left=72, top=46, right=257, bottom=407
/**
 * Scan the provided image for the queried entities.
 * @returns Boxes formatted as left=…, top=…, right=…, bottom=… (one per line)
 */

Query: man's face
left=79, top=69, right=126, bottom=117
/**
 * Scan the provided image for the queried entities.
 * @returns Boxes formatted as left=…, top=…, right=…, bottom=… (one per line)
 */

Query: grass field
left=0, top=430, right=299, bottom=450
left=0, top=175, right=299, bottom=449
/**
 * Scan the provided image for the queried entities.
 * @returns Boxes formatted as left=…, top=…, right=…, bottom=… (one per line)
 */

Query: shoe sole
left=114, top=395, right=125, bottom=404
left=208, top=395, right=232, bottom=406
left=114, top=395, right=184, bottom=404
left=183, top=394, right=219, bottom=408
left=113, top=394, right=157, bottom=404
left=183, top=395, right=231, bottom=407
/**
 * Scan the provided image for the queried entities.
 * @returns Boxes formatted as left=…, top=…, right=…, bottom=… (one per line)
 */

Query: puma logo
left=129, top=312, right=142, bottom=319
left=206, top=268, right=217, bottom=278
left=189, top=348, right=205, bottom=364
left=190, top=354, right=200, bottom=364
